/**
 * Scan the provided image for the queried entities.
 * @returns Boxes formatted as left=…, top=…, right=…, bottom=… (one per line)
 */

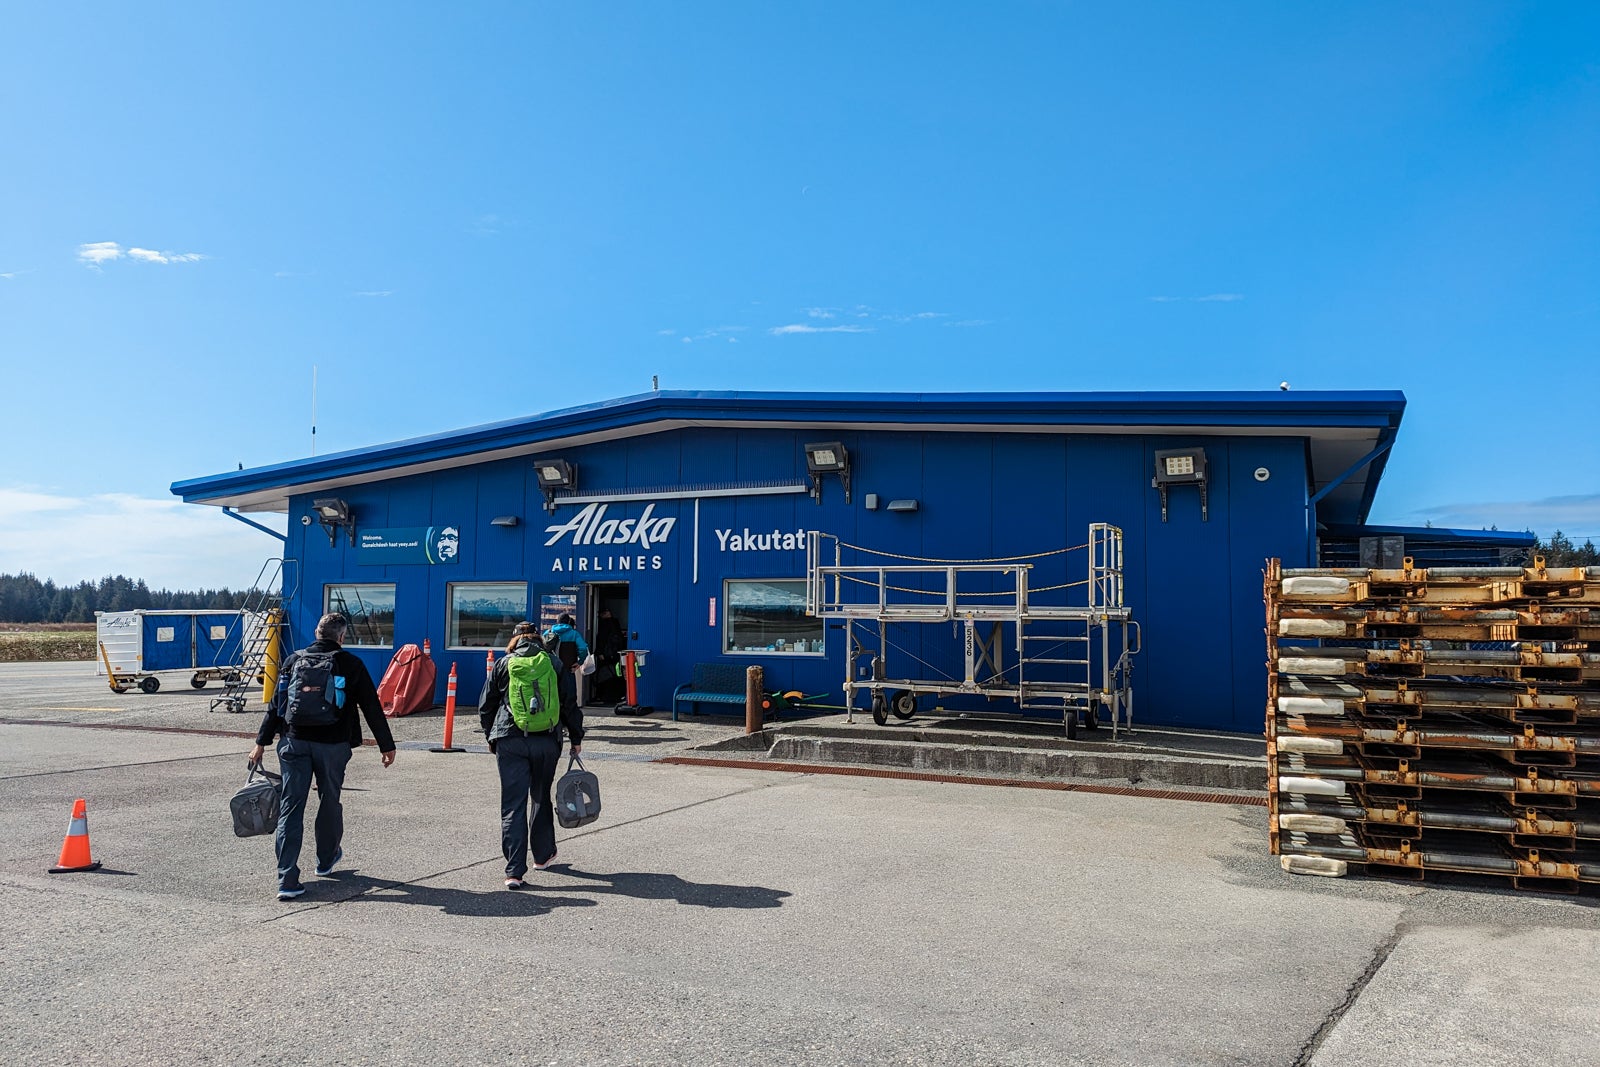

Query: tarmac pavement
left=1, top=662, right=1595, bottom=1066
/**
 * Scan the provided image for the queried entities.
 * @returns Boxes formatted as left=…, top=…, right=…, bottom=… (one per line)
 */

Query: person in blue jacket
left=541, top=614, right=589, bottom=669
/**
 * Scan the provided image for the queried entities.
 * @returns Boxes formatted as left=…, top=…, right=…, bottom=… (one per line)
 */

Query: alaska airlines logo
left=544, top=503, right=677, bottom=550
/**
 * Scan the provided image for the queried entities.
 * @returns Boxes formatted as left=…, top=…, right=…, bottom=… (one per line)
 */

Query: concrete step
left=689, top=718, right=1266, bottom=793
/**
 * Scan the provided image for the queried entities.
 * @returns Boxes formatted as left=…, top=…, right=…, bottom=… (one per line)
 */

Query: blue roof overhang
left=172, top=389, right=1406, bottom=524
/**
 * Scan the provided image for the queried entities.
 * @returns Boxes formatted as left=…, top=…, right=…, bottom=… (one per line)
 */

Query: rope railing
left=833, top=540, right=1091, bottom=565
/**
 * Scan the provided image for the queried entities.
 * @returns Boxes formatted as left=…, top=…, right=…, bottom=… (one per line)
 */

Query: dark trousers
left=276, top=736, right=352, bottom=889
left=496, top=731, right=562, bottom=877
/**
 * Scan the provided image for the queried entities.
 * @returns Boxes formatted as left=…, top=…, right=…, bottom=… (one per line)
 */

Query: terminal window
left=724, top=579, right=824, bottom=655
left=448, top=582, right=529, bottom=649
left=324, top=584, right=396, bottom=648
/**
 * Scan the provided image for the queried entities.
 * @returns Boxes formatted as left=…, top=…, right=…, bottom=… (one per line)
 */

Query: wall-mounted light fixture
left=489, top=515, right=520, bottom=528
left=533, top=458, right=576, bottom=513
left=1152, top=448, right=1208, bottom=522
left=311, top=497, right=356, bottom=546
left=803, top=441, right=851, bottom=504
left=887, top=499, right=920, bottom=513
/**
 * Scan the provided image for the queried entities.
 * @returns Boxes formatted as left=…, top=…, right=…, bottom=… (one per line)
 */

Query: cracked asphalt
left=2, top=662, right=1595, bottom=1066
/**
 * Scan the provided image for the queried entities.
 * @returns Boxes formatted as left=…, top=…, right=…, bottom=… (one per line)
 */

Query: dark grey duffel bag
left=555, top=752, right=600, bottom=829
left=231, top=759, right=283, bottom=837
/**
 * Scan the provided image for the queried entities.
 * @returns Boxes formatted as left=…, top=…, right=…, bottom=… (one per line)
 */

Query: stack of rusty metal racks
left=1265, top=557, right=1600, bottom=893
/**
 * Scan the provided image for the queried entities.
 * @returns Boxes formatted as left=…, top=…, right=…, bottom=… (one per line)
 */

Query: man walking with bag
left=249, top=613, right=397, bottom=901
left=480, top=622, right=584, bottom=888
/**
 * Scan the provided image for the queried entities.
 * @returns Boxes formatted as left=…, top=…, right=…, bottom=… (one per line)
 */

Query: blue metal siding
left=275, top=423, right=1318, bottom=731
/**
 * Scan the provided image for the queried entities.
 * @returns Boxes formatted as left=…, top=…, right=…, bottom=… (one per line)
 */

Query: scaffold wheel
left=871, top=691, right=888, bottom=726
left=890, top=690, right=918, bottom=720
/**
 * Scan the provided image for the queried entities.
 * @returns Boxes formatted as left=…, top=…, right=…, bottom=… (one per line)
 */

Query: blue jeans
left=275, top=737, right=352, bottom=889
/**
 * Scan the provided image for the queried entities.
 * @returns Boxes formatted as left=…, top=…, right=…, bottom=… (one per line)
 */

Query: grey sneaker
left=533, top=851, right=558, bottom=871
left=277, top=885, right=306, bottom=901
left=315, top=848, right=343, bottom=877
left=504, top=876, right=525, bottom=890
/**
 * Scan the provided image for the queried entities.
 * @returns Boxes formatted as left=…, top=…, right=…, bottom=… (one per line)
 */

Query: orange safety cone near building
left=48, top=798, right=102, bottom=874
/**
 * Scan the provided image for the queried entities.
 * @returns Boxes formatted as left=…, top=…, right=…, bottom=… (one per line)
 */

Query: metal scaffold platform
left=805, top=524, right=1140, bottom=738
left=1267, top=556, right=1600, bottom=893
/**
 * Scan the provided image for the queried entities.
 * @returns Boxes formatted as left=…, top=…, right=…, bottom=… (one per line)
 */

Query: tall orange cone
left=48, top=798, right=102, bottom=874
left=430, top=662, right=465, bottom=753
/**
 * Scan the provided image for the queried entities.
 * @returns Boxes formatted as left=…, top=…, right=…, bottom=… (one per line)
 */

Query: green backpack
left=506, top=649, right=561, bottom=734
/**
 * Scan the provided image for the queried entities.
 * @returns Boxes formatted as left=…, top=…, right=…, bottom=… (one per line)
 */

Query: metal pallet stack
left=1265, top=557, right=1600, bottom=893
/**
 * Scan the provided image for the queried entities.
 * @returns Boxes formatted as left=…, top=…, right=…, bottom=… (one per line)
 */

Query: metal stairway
left=209, top=558, right=297, bottom=714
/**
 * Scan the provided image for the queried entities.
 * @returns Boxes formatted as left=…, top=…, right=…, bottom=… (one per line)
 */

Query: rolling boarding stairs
left=805, top=524, right=1140, bottom=739
left=209, top=558, right=297, bottom=714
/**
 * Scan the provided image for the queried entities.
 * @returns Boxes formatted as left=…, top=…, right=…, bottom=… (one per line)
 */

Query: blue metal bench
left=672, top=662, right=755, bottom=721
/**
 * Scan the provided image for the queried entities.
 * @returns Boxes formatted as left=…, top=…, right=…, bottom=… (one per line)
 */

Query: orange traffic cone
left=48, top=798, right=102, bottom=874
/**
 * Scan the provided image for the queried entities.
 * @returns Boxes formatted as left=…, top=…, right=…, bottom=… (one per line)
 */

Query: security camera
left=1254, top=467, right=1271, bottom=482
left=1279, top=381, right=1290, bottom=391
left=301, top=515, right=313, bottom=526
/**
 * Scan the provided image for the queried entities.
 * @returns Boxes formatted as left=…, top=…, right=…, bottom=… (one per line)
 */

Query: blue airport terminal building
left=170, top=390, right=1532, bottom=733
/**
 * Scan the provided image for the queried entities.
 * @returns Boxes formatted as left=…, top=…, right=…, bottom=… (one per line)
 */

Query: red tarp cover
left=379, top=644, right=436, bottom=718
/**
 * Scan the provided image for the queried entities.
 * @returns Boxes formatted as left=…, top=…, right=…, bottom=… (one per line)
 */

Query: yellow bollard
left=259, top=608, right=285, bottom=704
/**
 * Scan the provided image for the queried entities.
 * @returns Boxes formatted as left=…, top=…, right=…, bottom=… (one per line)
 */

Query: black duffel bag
left=231, top=759, right=283, bottom=838
left=555, top=752, right=601, bottom=829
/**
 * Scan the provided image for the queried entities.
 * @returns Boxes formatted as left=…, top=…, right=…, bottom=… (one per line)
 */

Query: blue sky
left=2, top=3, right=1596, bottom=589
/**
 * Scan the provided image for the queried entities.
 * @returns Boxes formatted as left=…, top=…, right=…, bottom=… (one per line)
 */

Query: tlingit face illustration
left=436, top=526, right=460, bottom=561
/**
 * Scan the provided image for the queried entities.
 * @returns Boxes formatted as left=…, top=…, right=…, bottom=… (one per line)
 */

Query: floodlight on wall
left=533, top=458, right=576, bottom=512
left=490, top=515, right=520, bottom=528
left=310, top=497, right=356, bottom=546
left=803, top=441, right=851, bottom=504
left=886, top=499, right=920, bottom=513
left=1152, top=448, right=1209, bottom=523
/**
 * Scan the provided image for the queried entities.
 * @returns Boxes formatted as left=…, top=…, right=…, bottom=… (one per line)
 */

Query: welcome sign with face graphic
left=356, top=526, right=463, bottom=565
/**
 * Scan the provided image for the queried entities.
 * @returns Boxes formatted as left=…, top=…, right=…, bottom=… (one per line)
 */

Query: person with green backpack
left=478, top=621, right=585, bottom=888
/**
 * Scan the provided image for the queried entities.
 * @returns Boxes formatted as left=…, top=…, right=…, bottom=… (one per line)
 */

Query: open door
left=584, top=582, right=629, bottom=706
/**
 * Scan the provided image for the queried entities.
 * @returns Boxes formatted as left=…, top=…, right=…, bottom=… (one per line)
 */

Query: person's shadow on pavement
left=306, top=870, right=600, bottom=917
left=545, top=864, right=791, bottom=909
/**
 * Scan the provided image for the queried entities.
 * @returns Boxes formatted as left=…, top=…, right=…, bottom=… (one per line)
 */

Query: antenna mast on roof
left=652, top=374, right=659, bottom=391
left=311, top=365, right=318, bottom=456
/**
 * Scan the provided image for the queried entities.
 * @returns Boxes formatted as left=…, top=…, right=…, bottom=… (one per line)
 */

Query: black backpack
left=284, top=649, right=345, bottom=728
left=550, top=630, right=580, bottom=669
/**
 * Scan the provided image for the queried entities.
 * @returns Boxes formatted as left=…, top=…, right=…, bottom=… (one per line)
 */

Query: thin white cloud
left=127, top=247, right=205, bottom=265
left=79, top=241, right=205, bottom=269
left=656, top=328, right=676, bottom=336
left=77, top=241, right=123, bottom=268
left=944, top=319, right=990, bottom=328
left=354, top=290, right=393, bottom=298
left=678, top=325, right=749, bottom=344
left=769, top=323, right=873, bottom=335
left=1, top=269, right=32, bottom=280
left=0, top=487, right=287, bottom=590
left=880, top=310, right=949, bottom=323
left=1401, top=494, right=1600, bottom=538
left=1148, top=293, right=1245, bottom=303
left=805, top=307, right=837, bottom=319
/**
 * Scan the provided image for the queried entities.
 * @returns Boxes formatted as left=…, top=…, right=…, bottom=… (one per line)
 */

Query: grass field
left=0, top=626, right=97, bottom=662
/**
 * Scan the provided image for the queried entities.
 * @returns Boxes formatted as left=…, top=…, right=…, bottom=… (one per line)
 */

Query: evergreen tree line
left=0, top=572, right=257, bottom=624
left=1525, top=531, right=1600, bottom=568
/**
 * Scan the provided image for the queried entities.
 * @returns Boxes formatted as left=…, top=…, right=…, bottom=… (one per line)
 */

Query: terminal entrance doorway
left=583, top=582, right=629, bottom=706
